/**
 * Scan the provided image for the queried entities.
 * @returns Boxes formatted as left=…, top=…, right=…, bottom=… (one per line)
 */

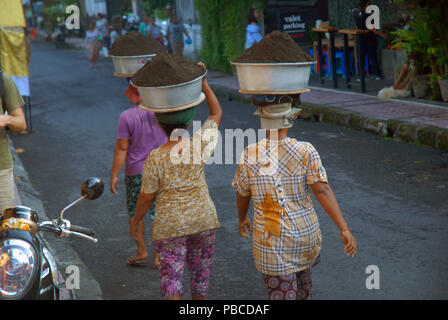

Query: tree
left=141, top=0, right=173, bottom=17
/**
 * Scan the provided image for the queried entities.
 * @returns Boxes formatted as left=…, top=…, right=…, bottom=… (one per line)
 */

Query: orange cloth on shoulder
left=124, top=85, right=142, bottom=104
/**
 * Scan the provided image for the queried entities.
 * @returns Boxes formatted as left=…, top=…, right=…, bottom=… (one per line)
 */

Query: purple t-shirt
left=117, top=105, right=167, bottom=176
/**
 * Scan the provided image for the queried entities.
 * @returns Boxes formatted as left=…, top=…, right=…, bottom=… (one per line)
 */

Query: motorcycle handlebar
left=69, top=224, right=95, bottom=236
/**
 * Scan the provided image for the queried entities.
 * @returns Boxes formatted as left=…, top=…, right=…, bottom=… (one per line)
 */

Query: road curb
left=209, top=84, right=448, bottom=152
left=9, top=138, right=103, bottom=300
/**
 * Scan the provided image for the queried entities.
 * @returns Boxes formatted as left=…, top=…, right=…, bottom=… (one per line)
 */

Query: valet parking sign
left=281, top=14, right=307, bottom=40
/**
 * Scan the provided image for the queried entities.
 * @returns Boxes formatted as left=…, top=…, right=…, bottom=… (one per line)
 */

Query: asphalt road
left=11, top=39, right=448, bottom=300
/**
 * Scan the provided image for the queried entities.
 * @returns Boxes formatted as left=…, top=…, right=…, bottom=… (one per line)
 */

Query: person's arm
left=181, top=23, right=191, bottom=39
left=0, top=108, right=26, bottom=132
left=110, top=139, right=129, bottom=195
left=371, top=28, right=386, bottom=38
left=197, top=62, right=222, bottom=126
left=311, top=181, right=357, bottom=257
left=237, top=193, right=251, bottom=238
left=184, top=30, right=191, bottom=39
left=130, top=192, right=155, bottom=240
left=203, top=79, right=222, bottom=126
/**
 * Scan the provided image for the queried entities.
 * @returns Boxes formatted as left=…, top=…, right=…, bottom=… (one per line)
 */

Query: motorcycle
left=55, top=22, right=67, bottom=49
left=0, top=177, right=104, bottom=300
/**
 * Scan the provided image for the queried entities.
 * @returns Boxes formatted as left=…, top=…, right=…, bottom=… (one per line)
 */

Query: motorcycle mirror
left=81, top=177, right=104, bottom=200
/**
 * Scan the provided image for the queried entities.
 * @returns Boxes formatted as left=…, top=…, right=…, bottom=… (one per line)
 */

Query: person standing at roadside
left=354, top=0, right=386, bottom=80
left=166, top=15, right=191, bottom=57
left=146, top=16, right=165, bottom=44
left=96, top=13, right=110, bottom=50
left=244, top=8, right=263, bottom=49
left=0, top=71, right=26, bottom=213
left=84, top=21, right=101, bottom=68
left=139, top=14, right=150, bottom=36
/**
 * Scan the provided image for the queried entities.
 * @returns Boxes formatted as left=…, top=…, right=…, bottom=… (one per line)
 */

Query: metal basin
left=230, top=61, right=316, bottom=92
left=130, top=71, right=206, bottom=110
left=110, top=54, right=156, bottom=75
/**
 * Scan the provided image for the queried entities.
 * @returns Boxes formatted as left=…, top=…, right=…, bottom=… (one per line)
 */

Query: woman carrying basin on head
left=131, top=63, right=222, bottom=300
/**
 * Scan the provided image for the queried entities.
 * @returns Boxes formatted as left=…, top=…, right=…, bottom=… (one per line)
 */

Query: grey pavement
left=10, top=38, right=448, bottom=300
left=10, top=138, right=101, bottom=300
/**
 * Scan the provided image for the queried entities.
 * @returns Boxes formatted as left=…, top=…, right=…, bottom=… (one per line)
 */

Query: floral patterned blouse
left=141, top=120, right=221, bottom=241
left=232, top=138, right=327, bottom=276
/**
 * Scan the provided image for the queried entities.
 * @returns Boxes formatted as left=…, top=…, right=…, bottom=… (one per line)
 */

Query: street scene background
left=10, top=38, right=448, bottom=299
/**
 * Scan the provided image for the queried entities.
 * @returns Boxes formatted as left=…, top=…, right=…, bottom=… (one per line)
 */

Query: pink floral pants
left=154, top=229, right=216, bottom=299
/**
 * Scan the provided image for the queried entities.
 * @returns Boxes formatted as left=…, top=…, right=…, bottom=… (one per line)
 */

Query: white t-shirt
left=95, top=19, right=108, bottom=37
left=85, top=29, right=99, bottom=43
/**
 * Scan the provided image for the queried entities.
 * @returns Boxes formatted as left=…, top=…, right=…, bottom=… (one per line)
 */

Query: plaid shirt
left=232, top=138, right=327, bottom=276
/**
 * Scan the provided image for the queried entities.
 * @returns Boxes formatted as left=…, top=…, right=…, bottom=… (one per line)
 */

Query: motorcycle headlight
left=0, top=239, right=37, bottom=299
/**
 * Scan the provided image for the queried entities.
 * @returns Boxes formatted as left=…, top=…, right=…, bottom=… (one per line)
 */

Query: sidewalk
left=206, top=70, right=448, bottom=152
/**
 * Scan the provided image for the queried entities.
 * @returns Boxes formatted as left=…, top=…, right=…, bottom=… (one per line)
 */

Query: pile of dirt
left=232, top=31, right=313, bottom=63
left=109, top=31, right=166, bottom=56
left=132, top=53, right=206, bottom=87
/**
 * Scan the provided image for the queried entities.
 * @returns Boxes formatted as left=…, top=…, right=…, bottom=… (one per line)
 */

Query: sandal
left=127, top=256, right=149, bottom=266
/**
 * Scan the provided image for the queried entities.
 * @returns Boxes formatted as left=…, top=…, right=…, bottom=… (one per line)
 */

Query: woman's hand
left=197, top=62, right=208, bottom=87
left=238, top=217, right=251, bottom=239
left=110, top=175, right=118, bottom=195
left=341, top=227, right=357, bottom=257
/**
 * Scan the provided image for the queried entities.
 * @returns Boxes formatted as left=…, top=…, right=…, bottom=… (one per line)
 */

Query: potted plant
left=392, top=0, right=448, bottom=100
left=392, top=12, right=431, bottom=98
left=439, top=69, right=448, bottom=102
left=434, top=39, right=448, bottom=101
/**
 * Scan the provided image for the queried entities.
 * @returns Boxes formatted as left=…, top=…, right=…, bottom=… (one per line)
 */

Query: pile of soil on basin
left=132, top=53, right=206, bottom=87
left=232, top=30, right=313, bottom=63
left=109, top=31, right=166, bottom=56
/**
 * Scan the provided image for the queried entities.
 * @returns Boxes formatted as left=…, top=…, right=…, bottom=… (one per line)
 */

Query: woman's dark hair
left=247, top=8, right=258, bottom=24
left=158, top=122, right=190, bottom=138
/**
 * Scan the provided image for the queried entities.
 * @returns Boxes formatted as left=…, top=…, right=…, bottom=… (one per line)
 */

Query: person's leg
left=296, top=267, right=313, bottom=300
left=358, top=44, right=368, bottom=79
left=172, top=42, right=183, bottom=56
left=186, top=230, right=216, bottom=300
left=0, top=168, right=14, bottom=212
left=125, top=174, right=148, bottom=263
left=367, top=42, right=381, bottom=78
left=263, top=273, right=298, bottom=300
left=179, top=42, right=184, bottom=57
left=93, top=41, right=101, bottom=66
left=104, top=36, right=111, bottom=50
left=154, top=236, right=188, bottom=300
left=89, top=42, right=97, bottom=67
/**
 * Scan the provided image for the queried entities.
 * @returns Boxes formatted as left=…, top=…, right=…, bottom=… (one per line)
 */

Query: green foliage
left=195, top=0, right=266, bottom=73
left=392, top=0, right=448, bottom=82
left=43, top=0, right=78, bottom=32
left=141, top=0, right=173, bottom=16
left=153, top=8, right=168, bottom=20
